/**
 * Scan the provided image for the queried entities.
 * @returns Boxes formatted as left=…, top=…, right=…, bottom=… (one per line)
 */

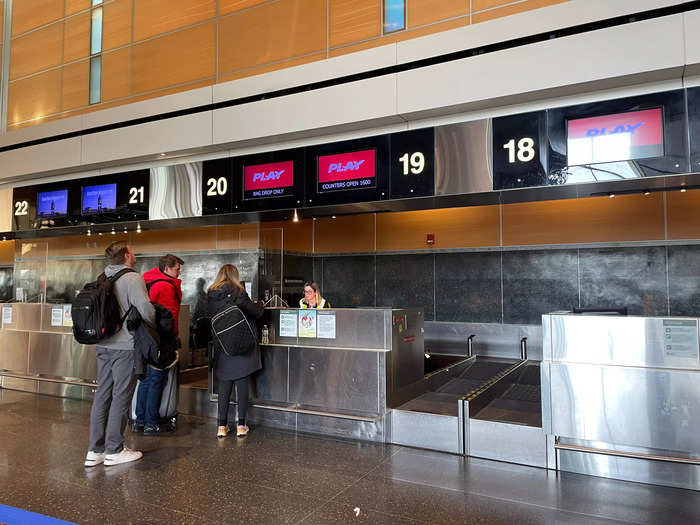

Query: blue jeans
left=135, top=366, right=168, bottom=426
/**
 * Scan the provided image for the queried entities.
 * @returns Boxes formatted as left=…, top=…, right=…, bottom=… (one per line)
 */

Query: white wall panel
left=213, top=75, right=400, bottom=145
left=397, top=14, right=685, bottom=117
left=0, top=138, right=82, bottom=182
left=398, top=0, right=694, bottom=64
left=83, top=86, right=213, bottom=129
left=0, top=114, right=84, bottom=148
left=684, top=10, right=700, bottom=76
left=214, top=45, right=397, bottom=103
left=81, top=112, right=213, bottom=165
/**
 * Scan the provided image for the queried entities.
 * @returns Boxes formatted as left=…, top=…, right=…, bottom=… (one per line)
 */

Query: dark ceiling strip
left=1, top=1, right=699, bottom=155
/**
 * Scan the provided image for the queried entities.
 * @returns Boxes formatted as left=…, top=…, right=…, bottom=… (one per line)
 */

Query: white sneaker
left=104, top=447, right=143, bottom=466
left=84, top=451, right=105, bottom=467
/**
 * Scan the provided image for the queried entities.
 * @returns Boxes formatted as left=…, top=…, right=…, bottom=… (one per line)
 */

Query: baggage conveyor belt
left=396, top=357, right=519, bottom=417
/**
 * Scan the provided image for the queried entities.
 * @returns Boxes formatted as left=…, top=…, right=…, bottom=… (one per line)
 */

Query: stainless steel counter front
left=541, top=313, right=700, bottom=490
left=0, top=302, right=190, bottom=400
left=211, top=307, right=424, bottom=442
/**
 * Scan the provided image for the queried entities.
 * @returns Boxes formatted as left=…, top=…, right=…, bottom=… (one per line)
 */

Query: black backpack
left=211, top=296, right=257, bottom=356
left=72, top=269, right=135, bottom=345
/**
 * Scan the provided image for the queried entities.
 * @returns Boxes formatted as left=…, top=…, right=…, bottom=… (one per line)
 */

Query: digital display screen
left=243, top=160, right=294, bottom=199
left=317, top=149, right=376, bottom=192
left=82, top=183, right=117, bottom=214
left=567, top=108, right=664, bottom=166
left=37, top=190, right=68, bottom=217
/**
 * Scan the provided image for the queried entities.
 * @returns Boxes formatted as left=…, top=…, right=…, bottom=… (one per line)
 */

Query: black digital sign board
left=306, top=135, right=389, bottom=206
left=389, top=128, right=434, bottom=199
left=12, top=169, right=150, bottom=230
left=492, top=111, right=548, bottom=190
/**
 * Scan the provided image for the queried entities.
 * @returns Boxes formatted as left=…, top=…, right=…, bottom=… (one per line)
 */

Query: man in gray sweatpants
left=85, top=241, right=155, bottom=467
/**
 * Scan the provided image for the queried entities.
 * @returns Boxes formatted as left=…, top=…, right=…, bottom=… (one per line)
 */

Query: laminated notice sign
left=298, top=310, right=317, bottom=338
left=279, top=310, right=297, bottom=337
left=63, top=305, right=73, bottom=327
left=2, top=306, right=12, bottom=325
left=317, top=311, right=336, bottom=339
left=51, top=307, right=63, bottom=327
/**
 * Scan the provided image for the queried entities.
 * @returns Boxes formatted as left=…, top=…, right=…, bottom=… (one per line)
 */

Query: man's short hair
left=158, top=254, right=184, bottom=273
left=105, top=241, right=130, bottom=265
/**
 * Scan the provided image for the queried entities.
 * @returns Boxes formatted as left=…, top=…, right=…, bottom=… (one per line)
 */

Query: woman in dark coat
left=208, top=264, right=264, bottom=438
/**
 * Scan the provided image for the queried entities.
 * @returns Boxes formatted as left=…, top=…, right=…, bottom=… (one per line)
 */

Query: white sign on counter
left=317, top=311, right=336, bottom=339
left=62, top=305, right=73, bottom=327
left=15, top=288, right=23, bottom=302
left=279, top=310, right=298, bottom=337
left=2, top=306, right=12, bottom=325
left=245, top=282, right=252, bottom=297
left=51, top=307, right=64, bottom=327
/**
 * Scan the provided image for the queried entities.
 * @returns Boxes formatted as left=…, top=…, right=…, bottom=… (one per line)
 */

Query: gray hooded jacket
left=99, top=264, right=155, bottom=350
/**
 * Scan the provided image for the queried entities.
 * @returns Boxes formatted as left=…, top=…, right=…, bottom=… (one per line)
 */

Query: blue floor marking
left=0, top=504, right=76, bottom=525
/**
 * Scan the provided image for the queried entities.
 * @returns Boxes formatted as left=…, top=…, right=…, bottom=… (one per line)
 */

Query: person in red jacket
left=133, top=254, right=184, bottom=435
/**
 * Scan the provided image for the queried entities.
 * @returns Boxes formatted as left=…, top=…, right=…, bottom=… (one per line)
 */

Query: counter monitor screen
left=37, top=189, right=68, bottom=217
left=82, top=183, right=117, bottom=214
left=243, top=160, right=294, bottom=199
left=567, top=108, right=664, bottom=166
left=317, top=149, right=376, bottom=192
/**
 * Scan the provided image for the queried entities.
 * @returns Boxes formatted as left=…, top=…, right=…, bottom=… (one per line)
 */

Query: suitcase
left=130, top=352, right=179, bottom=429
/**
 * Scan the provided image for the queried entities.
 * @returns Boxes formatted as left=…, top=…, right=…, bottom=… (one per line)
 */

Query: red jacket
left=143, top=267, right=182, bottom=335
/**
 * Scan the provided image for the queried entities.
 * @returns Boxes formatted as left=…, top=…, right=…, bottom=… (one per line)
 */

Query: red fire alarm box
left=426, top=233, right=435, bottom=245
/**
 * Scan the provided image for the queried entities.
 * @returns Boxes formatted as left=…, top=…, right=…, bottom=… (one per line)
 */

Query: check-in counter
left=211, top=307, right=425, bottom=442
left=541, top=313, right=700, bottom=491
left=0, top=302, right=190, bottom=400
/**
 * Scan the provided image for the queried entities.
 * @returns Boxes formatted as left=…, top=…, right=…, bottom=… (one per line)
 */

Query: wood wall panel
left=216, top=225, right=260, bottom=250
left=129, top=78, right=216, bottom=104
left=65, top=0, right=92, bottom=16
left=315, top=215, right=374, bottom=253
left=407, top=0, right=468, bottom=28
left=62, top=60, right=89, bottom=110
left=133, top=22, right=216, bottom=94
left=502, top=195, right=666, bottom=246
left=219, top=0, right=270, bottom=15
left=472, top=0, right=570, bottom=23
left=10, top=22, right=63, bottom=80
left=329, top=0, right=381, bottom=48
left=50, top=235, right=126, bottom=257
left=132, top=227, right=218, bottom=253
left=218, top=0, right=327, bottom=75
left=0, top=241, right=14, bottom=265
left=11, top=0, right=63, bottom=36
left=102, top=47, right=132, bottom=101
left=218, top=52, right=325, bottom=83
left=666, top=190, right=700, bottom=239
left=262, top=220, right=314, bottom=253
left=376, top=207, right=500, bottom=251
left=7, top=69, right=62, bottom=125
left=63, top=11, right=91, bottom=62
left=103, top=0, right=133, bottom=51
left=133, top=0, right=216, bottom=42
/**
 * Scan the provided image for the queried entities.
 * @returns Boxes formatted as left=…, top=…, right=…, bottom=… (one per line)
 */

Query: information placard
left=2, top=306, right=12, bottom=325
left=62, top=305, right=73, bottom=327
left=662, top=319, right=699, bottom=359
left=298, top=310, right=317, bottom=338
left=279, top=310, right=298, bottom=337
left=51, top=307, right=64, bottom=327
left=317, top=311, right=336, bottom=339
left=317, top=149, right=376, bottom=192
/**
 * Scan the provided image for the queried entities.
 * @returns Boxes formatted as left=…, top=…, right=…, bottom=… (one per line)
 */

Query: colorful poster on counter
left=298, top=310, right=317, bottom=338
left=2, top=306, right=12, bottom=325
left=279, top=310, right=297, bottom=337
left=317, top=311, right=336, bottom=339
left=62, top=305, right=73, bottom=327
left=51, top=307, right=63, bottom=327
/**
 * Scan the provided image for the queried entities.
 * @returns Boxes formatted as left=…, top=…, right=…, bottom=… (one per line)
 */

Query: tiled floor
left=1, top=389, right=700, bottom=524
